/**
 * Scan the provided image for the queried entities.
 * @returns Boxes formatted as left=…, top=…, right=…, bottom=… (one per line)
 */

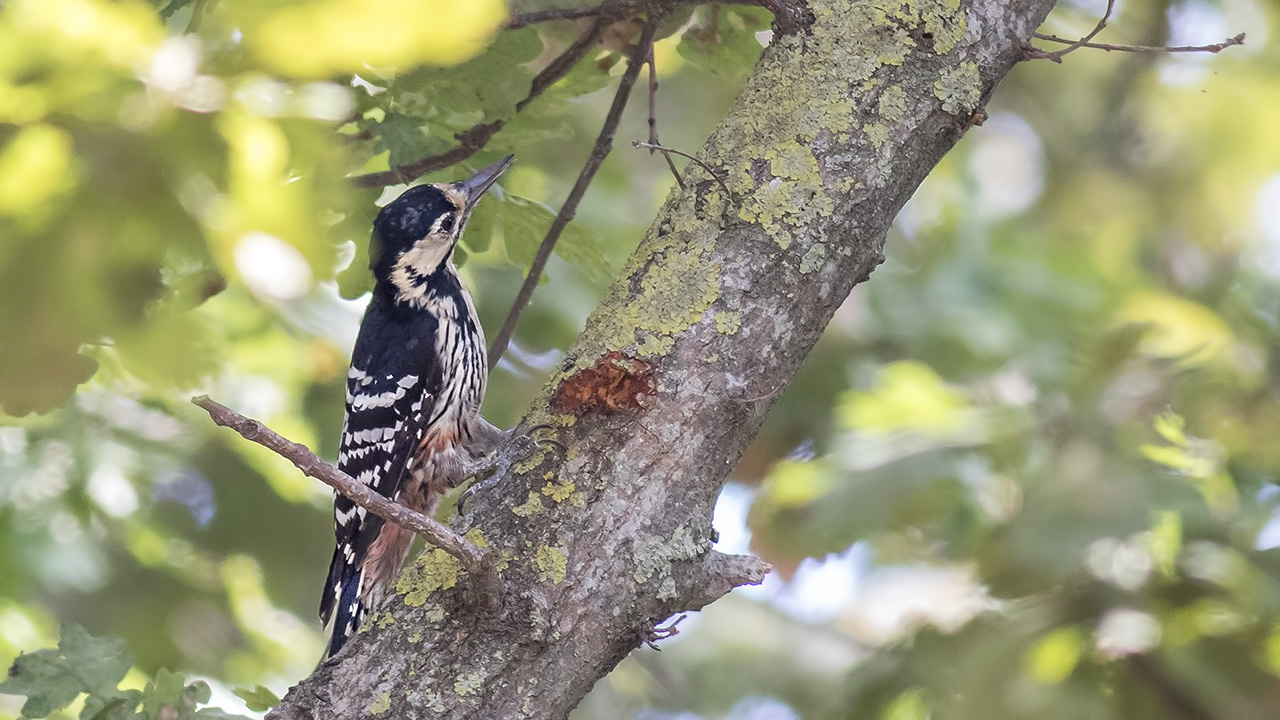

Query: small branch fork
left=191, top=395, right=502, bottom=606
left=1024, top=0, right=1244, bottom=62
left=486, top=14, right=663, bottom=369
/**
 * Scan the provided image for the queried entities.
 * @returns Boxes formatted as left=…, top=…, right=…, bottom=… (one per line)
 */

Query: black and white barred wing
left=318, top=366, right=427, bottom=631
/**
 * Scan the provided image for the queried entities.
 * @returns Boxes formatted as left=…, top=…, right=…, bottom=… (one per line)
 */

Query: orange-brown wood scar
left=552, top=351, right=656, bottom=416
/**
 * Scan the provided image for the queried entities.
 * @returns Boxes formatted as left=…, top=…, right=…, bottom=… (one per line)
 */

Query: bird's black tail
left=320, top=545, right=365, bottom=659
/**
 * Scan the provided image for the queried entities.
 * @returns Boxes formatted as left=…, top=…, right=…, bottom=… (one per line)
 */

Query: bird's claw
left=642, top=614, right=687, bottom=651
left=456, top=427, right=556, bottom=514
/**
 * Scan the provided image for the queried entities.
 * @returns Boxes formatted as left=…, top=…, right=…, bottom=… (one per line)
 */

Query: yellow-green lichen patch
left=577, top=244, right=722, bottom=362
left=715, top=311, right=742, bottom=335
left=464, top=528, right=488, bottom=547
left=635, top=333, right=675, bottom=357
left=541, top=479, right=582, bottom=506
left=865, top=122, right=889, bottom=149
left=737, top=142, right=836, bottom=248
left=799, top=243, right=827, bottom=274
left=658, top=576, right=679, bottom=601
left=878, top=84, right=908, bottom=122
left=376, top=612, right=395, bottom=629
left=396, top=548, right=460, bottom=606
left=935, top=61, right=981, bottom=115
left=921, top=0, right=968, bottom=54
left=368, top=692, right=391, bottom=715
left=408, top=631, right=422, bottom=643
left=512, top=490, right=545, bottom=517
left=512, top=446, right=552, bottom=475
left=454, top=672, right=482, bottom=696
left=423, top=603, right=445, bottom=623
left=631, top=525, right=711, bottom=585
left=534, top=544, right=568, bottom=584
left=630, top=250, right=722, bottom=335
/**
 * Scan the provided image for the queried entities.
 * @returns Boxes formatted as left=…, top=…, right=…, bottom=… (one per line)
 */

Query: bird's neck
left=378, top=264, right=473, bottom=319
left=387, top=248, right=459, bottom=310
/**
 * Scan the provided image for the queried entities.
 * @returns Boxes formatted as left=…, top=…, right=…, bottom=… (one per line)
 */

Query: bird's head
left=370, top=155, right=513, bottom=302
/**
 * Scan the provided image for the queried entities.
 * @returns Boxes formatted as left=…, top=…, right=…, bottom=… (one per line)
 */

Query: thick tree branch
left=271, top=1, right=1059, bottom=718
left=191, top=395, right=501, bottom=603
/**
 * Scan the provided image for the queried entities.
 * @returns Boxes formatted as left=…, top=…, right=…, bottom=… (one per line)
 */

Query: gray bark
left=268, top=0, right=1057, bottom=717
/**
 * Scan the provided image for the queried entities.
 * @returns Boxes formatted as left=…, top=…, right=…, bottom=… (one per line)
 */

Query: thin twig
left=504, top=0, right=778, bottom=31
left=519, top=17, right=610, bottom=112
left=487, top=14, right=662, bottom=370
left=1038, top=0, right=1115, bottom=62
left=632, top=141, right=731, bottom=195
left=646, top=45, right=685, bottom=190
left=191, top=395, right=502, bottom=606
left=505, top=5, right=612, bottom=30
left=351, top=121, right=505, bottom=189
left=1031, top=31, right=1245, bottom=56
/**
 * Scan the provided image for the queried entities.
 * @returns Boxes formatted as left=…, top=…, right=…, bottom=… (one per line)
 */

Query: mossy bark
left=268, top=0, right=1057, bottom=717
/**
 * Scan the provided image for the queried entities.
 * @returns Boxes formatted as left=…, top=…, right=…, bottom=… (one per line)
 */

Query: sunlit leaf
left=1116, top=291, right=1233, bottom=366
left=233, top=0, right=507, bottom=79
left=837, top=361, right=970, bottom=436
left=1026, top=627, right=1083, bottom=685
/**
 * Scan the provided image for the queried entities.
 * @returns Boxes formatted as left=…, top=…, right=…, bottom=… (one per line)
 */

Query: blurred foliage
left=0, top=625, right=249, bottom=719
left=2, top=0, right=1280, bottom=718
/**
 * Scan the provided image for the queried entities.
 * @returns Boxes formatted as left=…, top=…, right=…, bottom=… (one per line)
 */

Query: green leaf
left=677, top=7, right=771, bottom=78
left=500, top=196, right=545, bottom=268
left=388, top=27, right=542, bottom=129
left=0, top=625, right=135, bottom=719
left=232, top=685, right=280, bottom=712
left=463, top=193, right=498, bottom=254
left=374, top=113, right=451, bottom=169
left=499, top=196, right=610, bottom=286
left=550, top=58, right=614, bottom=100
left=556, top=219, right=612, bottom=288
left=138, top=668, right=190, bottom=720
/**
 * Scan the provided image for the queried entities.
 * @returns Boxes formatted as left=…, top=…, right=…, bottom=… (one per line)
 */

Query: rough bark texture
left=269, top=0, right=1057, bottom=717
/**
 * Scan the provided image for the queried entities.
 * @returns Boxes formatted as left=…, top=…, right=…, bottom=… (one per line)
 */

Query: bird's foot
left=456, top=424, right=563, bottom=513
left=641, top=614, right=688, bottom=651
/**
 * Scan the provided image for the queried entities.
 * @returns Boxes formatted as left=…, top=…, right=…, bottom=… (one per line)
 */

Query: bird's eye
left=439, top=215, right=455, bottom=233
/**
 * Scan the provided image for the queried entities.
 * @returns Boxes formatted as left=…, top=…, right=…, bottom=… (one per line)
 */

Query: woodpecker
left=319, top=156, right=513, bottom=659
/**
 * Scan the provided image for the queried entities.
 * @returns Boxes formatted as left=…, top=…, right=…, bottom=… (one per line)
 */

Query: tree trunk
left=268, top=0, right=1057, bottom=717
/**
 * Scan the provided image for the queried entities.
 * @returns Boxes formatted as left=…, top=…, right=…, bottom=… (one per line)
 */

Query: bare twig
left=519, top=17, right=610, bottom=112
left=1030, top=31, right=1245, bottom=56
left=632, top=141, right=731, bottom=195
left=646, top=45, right=685, bottom=190
left=505, top=5, right=612, bottom=30
left=1035, top=0, right=1115, bottom=62
left=191, top=395, right=502, bottom=606
left=487, top=14, right=663, bottom=370
left=351, top=121, right=505, bottom=189
left=504, top=0, right=779, bottom=31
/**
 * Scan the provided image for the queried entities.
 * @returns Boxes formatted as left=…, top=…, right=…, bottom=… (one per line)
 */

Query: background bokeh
left=3, top=0, right=1280, bottom=717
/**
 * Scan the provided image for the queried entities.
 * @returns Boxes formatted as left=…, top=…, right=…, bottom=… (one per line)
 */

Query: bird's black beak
left=455, top=155, right=514, bottom=204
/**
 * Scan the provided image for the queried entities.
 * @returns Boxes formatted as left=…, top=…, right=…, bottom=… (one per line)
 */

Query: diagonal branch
left=190, top=395, right=501, bottom=604
left=486, top=13, right=662, bottom=370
